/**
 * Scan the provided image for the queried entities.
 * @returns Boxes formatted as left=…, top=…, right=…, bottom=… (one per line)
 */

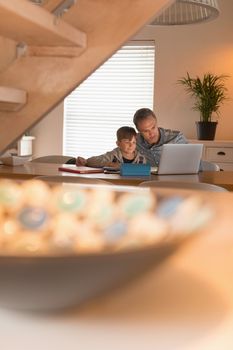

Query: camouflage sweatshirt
left=86, top=147, right=147, bottom=168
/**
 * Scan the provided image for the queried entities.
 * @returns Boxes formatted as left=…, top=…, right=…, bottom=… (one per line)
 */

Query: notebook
left=58, top=165, right=104, bottom=174
left=156, top=144, right=203, bottom=175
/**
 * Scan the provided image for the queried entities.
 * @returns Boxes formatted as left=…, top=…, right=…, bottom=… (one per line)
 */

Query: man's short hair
left=117, top=126, right=136, bottom=141
left=133, top=108, right=156, bottom=128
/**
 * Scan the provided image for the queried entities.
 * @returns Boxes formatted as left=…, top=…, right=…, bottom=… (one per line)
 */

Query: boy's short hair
left=117, top=126, right=137, bottom=141
left=133, top=108, right=157, bottom=128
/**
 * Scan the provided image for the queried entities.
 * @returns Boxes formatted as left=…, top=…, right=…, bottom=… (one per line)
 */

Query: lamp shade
left=150, top=0, right=220, bottom=25
left=28, top=0, right=47, bottom=4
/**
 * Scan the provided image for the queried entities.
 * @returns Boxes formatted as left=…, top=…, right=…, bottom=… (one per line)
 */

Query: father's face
left=136, top=115, right=160, bottom=145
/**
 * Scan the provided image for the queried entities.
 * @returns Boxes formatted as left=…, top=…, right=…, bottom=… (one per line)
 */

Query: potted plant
left=178, top=72, right=229, bottom=140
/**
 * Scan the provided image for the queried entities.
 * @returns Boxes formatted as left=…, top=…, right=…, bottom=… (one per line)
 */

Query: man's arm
left=175, top=132, right=188, bottom=144
left=161, top=128, right=188, bottom=145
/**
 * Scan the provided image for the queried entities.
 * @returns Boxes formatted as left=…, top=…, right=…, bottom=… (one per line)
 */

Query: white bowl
left=0, top=242, right=180, bottom=311
left=0, top=180, right=212, bottom=312
left=0, top=155, right=31, bottom=166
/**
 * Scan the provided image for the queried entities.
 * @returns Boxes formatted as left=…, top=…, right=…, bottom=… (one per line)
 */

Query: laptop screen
left=158, top=144, right=203, bottom=175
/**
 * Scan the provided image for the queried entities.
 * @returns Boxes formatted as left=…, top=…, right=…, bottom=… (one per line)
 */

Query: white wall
left=32, top=0, right=233, bottom=156
left=134, top=0, right=233, bottom=139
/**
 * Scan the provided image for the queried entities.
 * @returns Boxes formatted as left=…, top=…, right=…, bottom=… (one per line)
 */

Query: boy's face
left=117, top=136, right=136, bottom=155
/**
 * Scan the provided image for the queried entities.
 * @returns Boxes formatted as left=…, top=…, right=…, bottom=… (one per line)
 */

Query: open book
left=58, top=165, right=104, bottom=174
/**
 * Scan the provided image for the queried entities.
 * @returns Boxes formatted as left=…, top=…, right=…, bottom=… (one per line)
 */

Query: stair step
left=0, top=0, right=86, bottom=50
left=0, top=86, right=27, bottom=111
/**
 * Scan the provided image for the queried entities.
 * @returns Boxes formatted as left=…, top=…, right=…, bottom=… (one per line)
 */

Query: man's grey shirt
left=136, top=127, right=188, bottom=166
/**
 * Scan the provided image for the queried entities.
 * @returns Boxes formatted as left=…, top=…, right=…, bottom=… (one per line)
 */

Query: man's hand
left=76, top=156, right=87, bottom=166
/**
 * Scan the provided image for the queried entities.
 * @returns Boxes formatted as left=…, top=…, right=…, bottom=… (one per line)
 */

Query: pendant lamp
left=150, top=0, right=220, bottom=26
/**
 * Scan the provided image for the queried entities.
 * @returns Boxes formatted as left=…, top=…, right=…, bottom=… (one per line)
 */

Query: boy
left=76, top=126, right=147, bottom=168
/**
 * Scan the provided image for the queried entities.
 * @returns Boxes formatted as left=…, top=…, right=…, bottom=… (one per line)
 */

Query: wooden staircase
left=0, top=0, right=171, bottom=153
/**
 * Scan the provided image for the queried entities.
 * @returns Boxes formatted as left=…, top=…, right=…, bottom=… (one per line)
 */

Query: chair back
left=200, top=160, right=220, bottom=171
left=31, top=155, right=75, bottom=164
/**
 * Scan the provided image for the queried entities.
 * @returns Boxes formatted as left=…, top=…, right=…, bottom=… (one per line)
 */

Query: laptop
left=156, top=144, right=203, bottom=175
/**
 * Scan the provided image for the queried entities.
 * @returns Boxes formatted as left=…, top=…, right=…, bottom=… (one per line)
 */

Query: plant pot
left=195, top=121, right=218, bottom=140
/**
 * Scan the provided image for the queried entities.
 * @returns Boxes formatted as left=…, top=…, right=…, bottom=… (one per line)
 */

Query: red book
left=58, top=165, right=104, bottom=174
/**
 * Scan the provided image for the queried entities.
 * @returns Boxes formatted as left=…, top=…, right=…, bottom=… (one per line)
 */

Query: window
left=63, top=41, right=155, bottom=158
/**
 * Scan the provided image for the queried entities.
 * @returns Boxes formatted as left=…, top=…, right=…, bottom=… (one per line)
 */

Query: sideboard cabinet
left=189, top=140, right=233, bottom=171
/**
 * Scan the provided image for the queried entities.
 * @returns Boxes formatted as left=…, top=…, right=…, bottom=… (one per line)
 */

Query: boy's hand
left=105, top=161, right=120, bottom=168
left=76, top=156, right=87, bottom=166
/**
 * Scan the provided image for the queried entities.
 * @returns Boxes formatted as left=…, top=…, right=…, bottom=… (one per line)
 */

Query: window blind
left=63, top=41, right=155, bottom=158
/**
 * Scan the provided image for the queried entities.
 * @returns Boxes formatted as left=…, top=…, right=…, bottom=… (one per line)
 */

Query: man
left=133, top=108, right=187, bottom=166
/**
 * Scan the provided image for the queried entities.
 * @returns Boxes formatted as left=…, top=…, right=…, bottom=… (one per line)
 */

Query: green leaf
left=177, top=72, right=229, bottom=122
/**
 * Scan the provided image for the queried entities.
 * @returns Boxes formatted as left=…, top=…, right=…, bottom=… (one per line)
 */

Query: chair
left=36, top=175, right=113, bottom=186
left=31, top=155, right=76, bottom=164
left=200, top=160, right=220, bottom=171
left=139, top=180, right=228, bottom=192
